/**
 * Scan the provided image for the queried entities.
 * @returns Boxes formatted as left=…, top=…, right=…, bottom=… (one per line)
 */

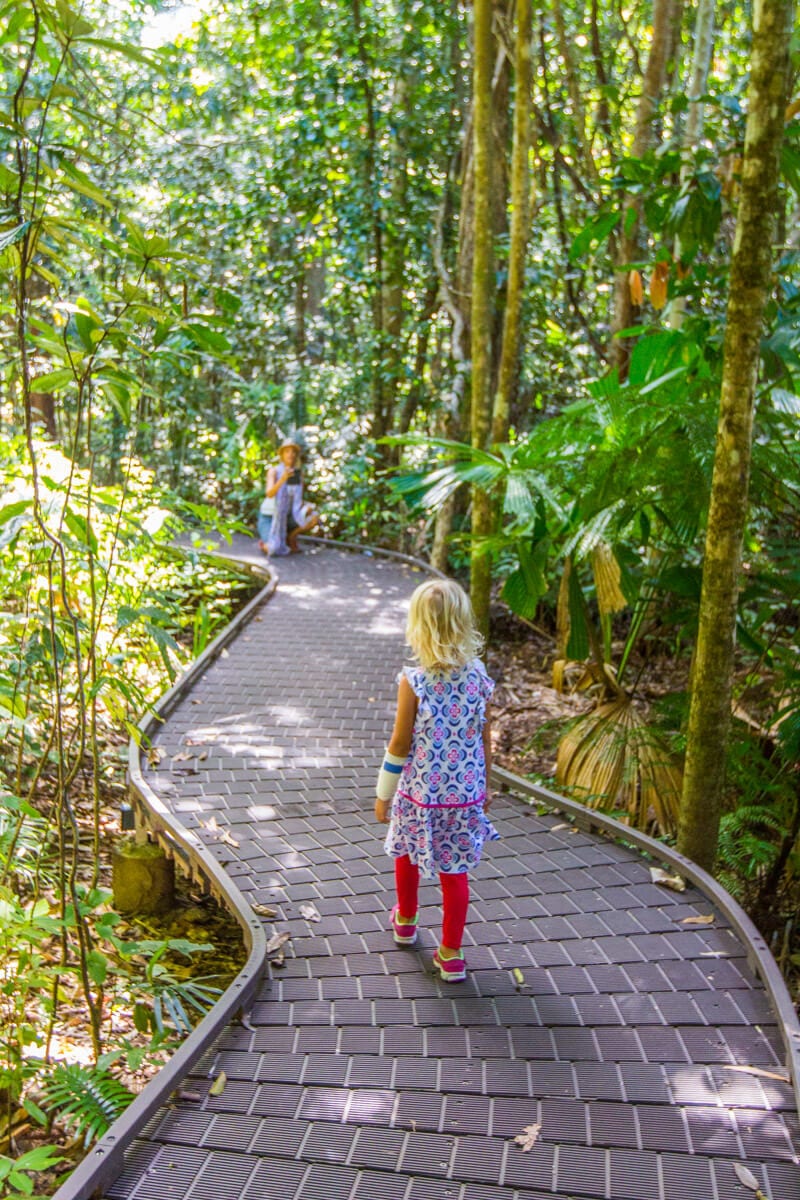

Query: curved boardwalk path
left=104, top=543, right=798, bottom=1200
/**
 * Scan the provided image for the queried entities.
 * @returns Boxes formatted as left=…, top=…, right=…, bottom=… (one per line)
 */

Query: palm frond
left=556, top=695, right=681, bottom=835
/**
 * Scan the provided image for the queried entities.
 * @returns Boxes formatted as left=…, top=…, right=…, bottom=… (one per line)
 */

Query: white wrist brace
left=376, top=750, right=406, bottom=801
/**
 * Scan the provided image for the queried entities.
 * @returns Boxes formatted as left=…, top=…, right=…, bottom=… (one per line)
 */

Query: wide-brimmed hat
left=278, top=437, right=301, bottom=454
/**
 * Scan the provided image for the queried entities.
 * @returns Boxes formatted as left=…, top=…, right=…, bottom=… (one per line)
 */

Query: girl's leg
left=394, top=854, right=420, bottom=919
left=439, top=871, right=469, bottom=952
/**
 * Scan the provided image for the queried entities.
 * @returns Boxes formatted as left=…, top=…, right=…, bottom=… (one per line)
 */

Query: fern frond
left=41, top=1064, right=134, bottom=1147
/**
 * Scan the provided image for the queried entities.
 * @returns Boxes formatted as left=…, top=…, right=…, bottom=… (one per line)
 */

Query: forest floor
left=486, top=601, right=690, bottom=781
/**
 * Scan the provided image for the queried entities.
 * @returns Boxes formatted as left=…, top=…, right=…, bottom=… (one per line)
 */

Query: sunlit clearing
left=141, top=1, right=211, bottom=48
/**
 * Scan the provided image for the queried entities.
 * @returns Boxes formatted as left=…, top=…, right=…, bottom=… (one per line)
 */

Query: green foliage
left=102, top=933, right=221, bottom=1037
left=40, top=1064, right=134, bottom=1147
left=0, top=1145, right=64, bottom=1199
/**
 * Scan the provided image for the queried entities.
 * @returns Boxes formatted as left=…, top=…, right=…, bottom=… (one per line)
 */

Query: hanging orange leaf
left=786, top=97, right=800, bottom=121
left=649, top=261, right=669, bottom=310
left=628, top=269, right=643, bottom=306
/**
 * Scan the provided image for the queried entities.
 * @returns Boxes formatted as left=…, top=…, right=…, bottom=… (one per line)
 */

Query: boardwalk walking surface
left=105, top=543, right=799, bottom=1200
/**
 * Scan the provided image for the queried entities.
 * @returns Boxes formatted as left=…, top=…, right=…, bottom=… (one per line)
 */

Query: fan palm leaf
left=556, top=694, right=681, bottom=835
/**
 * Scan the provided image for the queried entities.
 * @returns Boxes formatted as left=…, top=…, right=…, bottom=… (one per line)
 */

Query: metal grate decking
left=98, top=542, right=799, bottom=1200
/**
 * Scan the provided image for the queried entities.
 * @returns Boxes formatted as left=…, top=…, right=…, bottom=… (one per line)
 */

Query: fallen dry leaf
left=723, top=1065, right=790, bottom=1084
left=172, top=751, right=193, bottom=762
left=650, top=866, right=686, bottom=892
left=146, top=746, right=163, bottom=767
left=176, top=1090, right=204, bottom=1102
left=267, top=930, right=292, bottom=954
left=252, top=903, right=278, bottom=918
left=208, top=1071, right=227, bottom=1097
left=300, top=903, right=321, bottom=922
left=550, top=822, right=569, bottom=832
left=220, top=648, right=229, bottom=658
left=681, top=913, right=714, bottom=925
left=733, top=1162, right=764, bottom=1196
left=513, top=1123, right=542, bottom=1152
left=271, top=950, right=286, bottom=968
left=197, top=750, right=208, bottom=761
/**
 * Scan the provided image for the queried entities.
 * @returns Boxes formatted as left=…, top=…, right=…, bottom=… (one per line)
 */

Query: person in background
left=258, top=437, right=319, bottom=556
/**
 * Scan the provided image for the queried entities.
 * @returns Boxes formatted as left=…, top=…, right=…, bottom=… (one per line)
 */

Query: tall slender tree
left=677, top=0, right=795, bottom=872
left=609, top=0, right=678, bottom=374
left=492, top=0, right=533, bottom=444
left=669, top=0, right=716, bottom=329
left=470, top=0, right=494, bottom=638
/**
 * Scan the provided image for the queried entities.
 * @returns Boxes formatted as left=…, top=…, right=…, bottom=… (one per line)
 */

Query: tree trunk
left=352, top=0, right=387, bottom=443
left=670, top=0, right=716, bottom=328
left=492, top=0, right=532, bottom=444
left=470, top=0, right=494, bottom=640
left=609, top=0, right=677, bottom=375
left=677, top=0, right=793, bottom=873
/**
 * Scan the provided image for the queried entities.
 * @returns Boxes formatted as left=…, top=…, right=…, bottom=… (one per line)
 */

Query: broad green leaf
left=32, top=368, right=75, bottom=391
left=185, top=323, right=231, bottom=353
left=86, top=949, right=108, bottom=986
left=569, top=209, right=619, bottom=262
left=502, top=567, right=540, bottom=620
left=8, top=1145, right=64, bottom=1172
left=0, top=221, right=31, bottom=253
left=566, top=567, right=590, bottom=661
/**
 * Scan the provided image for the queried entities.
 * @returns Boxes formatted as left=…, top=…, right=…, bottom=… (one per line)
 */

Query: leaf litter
left=513, top=1124, right=542, bottom=1151
left=266, top=931, right=292, bottom=955
left=650, top=866, right=686, bottom=892
left=733, top=1163, right=766, bottom=1196
left=208, top=1071, right=227, bottom=1096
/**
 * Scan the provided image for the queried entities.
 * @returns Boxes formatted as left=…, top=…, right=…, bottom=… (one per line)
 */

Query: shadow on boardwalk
left=102, top=542, right=798, bottom=1200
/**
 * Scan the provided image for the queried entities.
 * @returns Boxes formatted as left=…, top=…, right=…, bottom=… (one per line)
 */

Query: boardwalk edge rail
left=52, top=537, right=800, bottom=1199
left=53, top=551, right=276, bottom=1200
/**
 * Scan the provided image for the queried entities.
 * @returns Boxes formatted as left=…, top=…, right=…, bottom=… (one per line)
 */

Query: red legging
left=395, top=854, right=469, bottom=951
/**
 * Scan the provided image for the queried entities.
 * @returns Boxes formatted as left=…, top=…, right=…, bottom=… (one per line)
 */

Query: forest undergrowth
left=486, top=599, right=800, bottom=1009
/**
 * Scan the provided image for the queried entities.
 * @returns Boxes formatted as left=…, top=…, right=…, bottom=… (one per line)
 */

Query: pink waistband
left=397, top=789, right=485, bottom=810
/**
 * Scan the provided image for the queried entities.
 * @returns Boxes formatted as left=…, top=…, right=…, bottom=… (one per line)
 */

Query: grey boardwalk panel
left=105, top=545, right=800, bottom=1200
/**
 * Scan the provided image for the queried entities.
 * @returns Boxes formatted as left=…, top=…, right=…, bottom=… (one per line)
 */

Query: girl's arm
left=265, top=466, right=289, bottom=498
left=375, top=675, right=417, bottom=823
left=482, top=707, right=493, bottom=811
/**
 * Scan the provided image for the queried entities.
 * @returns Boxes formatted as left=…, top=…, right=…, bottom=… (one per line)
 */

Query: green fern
left=41, top=1064, right=134, bottom=1147
left=717, top=804, right=783, bottom=882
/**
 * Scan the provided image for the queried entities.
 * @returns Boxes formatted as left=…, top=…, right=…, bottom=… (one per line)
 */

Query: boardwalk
left=103, top=543, right=798, bottom=1200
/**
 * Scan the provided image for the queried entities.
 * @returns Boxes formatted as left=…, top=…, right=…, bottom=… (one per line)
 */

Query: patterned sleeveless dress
left=384, top=658, right=499, bottom=878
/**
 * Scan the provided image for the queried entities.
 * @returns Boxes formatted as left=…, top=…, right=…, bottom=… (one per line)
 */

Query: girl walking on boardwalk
left=374, top=579, right=498, bottom=982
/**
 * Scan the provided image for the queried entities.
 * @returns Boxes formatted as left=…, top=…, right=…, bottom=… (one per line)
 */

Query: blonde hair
left=406, top=579, right=484, bottom=670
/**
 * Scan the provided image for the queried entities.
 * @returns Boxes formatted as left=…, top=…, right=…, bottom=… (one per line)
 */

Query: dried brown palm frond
left=590, top=542, right=628, bottom=616
left=555, top=694, right=682, bottom=836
